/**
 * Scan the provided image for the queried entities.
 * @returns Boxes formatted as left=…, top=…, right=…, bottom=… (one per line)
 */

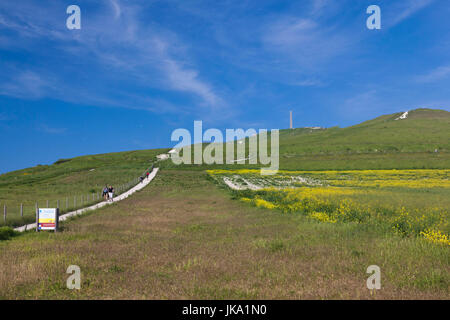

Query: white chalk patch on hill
left=395, top=111, right=409, bottom=120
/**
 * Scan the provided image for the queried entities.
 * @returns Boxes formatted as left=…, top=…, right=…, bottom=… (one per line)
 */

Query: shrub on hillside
left=0, top=226, right=18, bottom=241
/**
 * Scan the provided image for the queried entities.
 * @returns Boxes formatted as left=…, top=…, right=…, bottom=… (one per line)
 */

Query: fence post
left=3, top=204, right=6, bottom=223
left=57, top=200, right=60, bottom=209
left=74, top=196, right=76, bottom=208
left=36, top=206, right=39, bottom=232
left=20, top=203, right=23, bottom=217
left=66, top=198, right=68, bottom=209
left=46, top=199, right=49, bottom=208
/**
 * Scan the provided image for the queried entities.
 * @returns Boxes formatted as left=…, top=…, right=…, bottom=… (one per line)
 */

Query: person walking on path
left=102, top=185, right=109, bottom=201
left=146, top=171, right=150, bottom=179
left=108, top=185, right=114, bottom=202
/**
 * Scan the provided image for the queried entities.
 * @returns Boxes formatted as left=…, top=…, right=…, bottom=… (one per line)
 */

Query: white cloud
left=110, top=0, right=122, bottom=20
left=0, top=1, right=226, bottom=115
left=388, top=0, right=435, bottom=27
left=38, top=124, right=67, bottom=134
left=292, top=79, right=324, bottom=87
left=415, top=65, right=450, bottom=83
left=0, top=71, right=51, bottom=99
left=160, top=56, right=223, bottom=108
left=262, top=16, right=354, bottom=72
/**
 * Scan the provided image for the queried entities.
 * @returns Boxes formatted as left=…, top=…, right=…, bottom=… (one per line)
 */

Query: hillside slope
left=0, top=149, right=166, bottom=226
left=1, top=108, right=449, bottom=226
left=273, top=108, right=450, bottom=170
left=160, top=108, right=450, bottom=171
left=279, top=108, right=450, bottom=154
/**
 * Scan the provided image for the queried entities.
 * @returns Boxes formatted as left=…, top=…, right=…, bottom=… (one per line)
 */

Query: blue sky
left=0, top=0, right=449, bottom=173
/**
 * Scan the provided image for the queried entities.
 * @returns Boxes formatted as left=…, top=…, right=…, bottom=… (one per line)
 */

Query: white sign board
left=38, top=208, right=58, bottom=231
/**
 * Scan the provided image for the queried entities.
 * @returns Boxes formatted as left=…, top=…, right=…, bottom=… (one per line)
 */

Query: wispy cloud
left=416, top=65, right=450, bottom=83
left=261, top=14, right=355, bottom=78
left=292, top=79, right=325, bottom=87
left=387, top=0, right=435, bottom=27
left=0, top=70, right=52, bottom=99
left=110, top=0, right=122, bottom=20
left=0, top=0, right=226, bottom=116
left=159, top=53, right=224, bottom=108
left=37, top=124, right=67, bottom=134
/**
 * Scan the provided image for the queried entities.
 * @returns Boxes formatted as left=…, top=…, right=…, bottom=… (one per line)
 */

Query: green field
left=1, top=108, right=448, bottom=228
left=0, top=149, right=167, bottom=226
left=207, top=169, right=450, bottom=245
left=0, top=108, right=448, bottom=299
left=0, top=170, right=448, bottom=299
left=160, top=108, right=450, bottom=171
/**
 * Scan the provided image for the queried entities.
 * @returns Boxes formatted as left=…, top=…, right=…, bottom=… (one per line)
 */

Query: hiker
left=146, top=171, right=150, bottom=179
left=108, top=185, right=114, bottom=202
left=102, top=185, right=109, bottom=201
left=140, top=176, right=144, bottom=183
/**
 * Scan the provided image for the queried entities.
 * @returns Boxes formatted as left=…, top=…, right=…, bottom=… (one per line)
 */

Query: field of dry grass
left=0, top=170, right=448, bottom=299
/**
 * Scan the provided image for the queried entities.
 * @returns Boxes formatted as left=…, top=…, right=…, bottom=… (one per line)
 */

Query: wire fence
left=0, top=165, right=155, bottom=227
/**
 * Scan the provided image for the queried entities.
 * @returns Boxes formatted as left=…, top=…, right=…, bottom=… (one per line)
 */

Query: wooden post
left=20, top=203, right=23, bottom=217
left=74, top=196, right=76, bottom=208
left=3, top=204, right=6, bottom=223
left=36, top=206, right=39, bottom=232
left=57, top=199, right=60, bottom=209
left=55, top=208, right=59, bottom=233
left=46, top=199, right=49, bottom=208
left=66, top=198, right=68, bottom=209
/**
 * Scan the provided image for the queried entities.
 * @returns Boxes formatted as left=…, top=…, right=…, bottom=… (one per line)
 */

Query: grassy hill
left=0, top=149, right=166, bottom=226
left=280, top=108, right=450, bottom=154
left=161, top=108, right=450, bottom=171
left=0, top=109, right=448, bottom=299
left=275, top=108, right=450, bottom=170
left=1, top=108, right=449, bottom=226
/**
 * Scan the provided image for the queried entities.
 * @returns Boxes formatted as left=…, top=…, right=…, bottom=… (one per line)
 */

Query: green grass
left=0, top=170, right=447, bottom=299
left=0, top=108, right=448, bottom=299
left=1, top=108, right=449, bottom=226
left=0, top=227, right=18, bottom=240
left=207, top=169, right=450, bottom=243
left=0, top=148, right=167, bottom=226
left=160, top=108, right=450, bottom=171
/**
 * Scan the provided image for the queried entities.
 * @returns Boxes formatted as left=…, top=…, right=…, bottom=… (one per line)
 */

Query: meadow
left=0, top=148, right=166, bottom=227
left=207, top=169, right=450, bottom=246
left=0, top=109, right=448, bottom=299
left=0, top=170, right=448, bottom=299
